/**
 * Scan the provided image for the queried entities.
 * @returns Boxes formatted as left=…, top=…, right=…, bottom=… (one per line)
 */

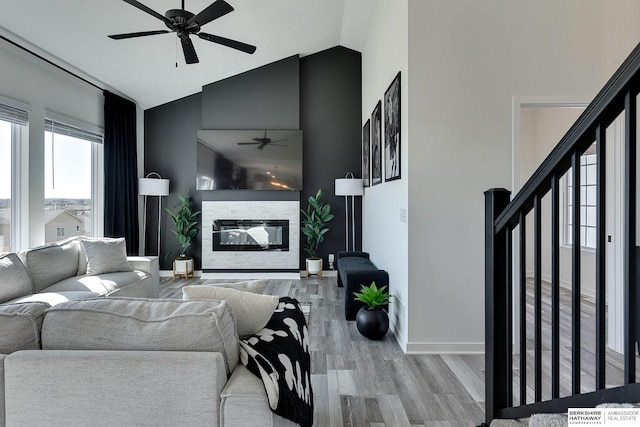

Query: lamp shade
left=139, top=177, right=170, bottom=196
left=335, top=177, right=363, bottom=196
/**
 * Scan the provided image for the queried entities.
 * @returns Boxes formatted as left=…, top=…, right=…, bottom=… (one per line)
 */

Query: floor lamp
left=335, top=172, right=363, bottom=251
left=139, top=172, right=170, bottom=256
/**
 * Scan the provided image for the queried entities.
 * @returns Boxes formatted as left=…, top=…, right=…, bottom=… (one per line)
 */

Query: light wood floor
left=160, top=275, right=486, bottom=427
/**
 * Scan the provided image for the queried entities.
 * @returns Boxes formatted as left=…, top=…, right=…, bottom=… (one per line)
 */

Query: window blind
left=0, top=103, right=29, bottom=126
left=45, top=117, right=103, bottom=144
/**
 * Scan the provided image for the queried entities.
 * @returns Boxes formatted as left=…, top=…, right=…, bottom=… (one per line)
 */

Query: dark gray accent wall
left=299, top=47, right=363, bottom=266
left=144, top=46, right=362, bottom=270
left=202, top=55, right=299, bottom=129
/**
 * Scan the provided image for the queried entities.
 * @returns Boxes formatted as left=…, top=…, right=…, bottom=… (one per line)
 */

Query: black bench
left=336, top=251, right=389, bottom=320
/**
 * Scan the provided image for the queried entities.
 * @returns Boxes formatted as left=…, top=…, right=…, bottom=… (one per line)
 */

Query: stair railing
left=484, top=40, right=640, bottom=426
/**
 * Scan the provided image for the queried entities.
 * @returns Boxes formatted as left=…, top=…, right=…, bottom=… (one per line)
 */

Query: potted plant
left=300, top=188, right=334, bottom=277
left=353, top=281, right=392, bottom=340
left=165, top=193, right=201, bottom=279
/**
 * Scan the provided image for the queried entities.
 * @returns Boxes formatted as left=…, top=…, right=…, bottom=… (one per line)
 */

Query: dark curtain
left=103, top=91, right=139, bottom=255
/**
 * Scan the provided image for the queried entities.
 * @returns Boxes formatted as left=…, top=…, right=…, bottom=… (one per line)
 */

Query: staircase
left=483, top=40, right=640, bottom=426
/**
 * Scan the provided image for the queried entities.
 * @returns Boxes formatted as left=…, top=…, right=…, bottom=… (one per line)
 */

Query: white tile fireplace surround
left=202, top=201, right=300, bottom=271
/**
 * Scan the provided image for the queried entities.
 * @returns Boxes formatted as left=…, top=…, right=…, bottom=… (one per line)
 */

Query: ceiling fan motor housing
left=165, top=9, right=199, bottom=33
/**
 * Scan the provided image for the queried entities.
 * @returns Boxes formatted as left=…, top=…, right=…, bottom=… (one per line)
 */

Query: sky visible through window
left=44, top=131, right=91, bottom=199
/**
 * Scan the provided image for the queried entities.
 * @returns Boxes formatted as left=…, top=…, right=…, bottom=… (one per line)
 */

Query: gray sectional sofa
left=0, top=236, right=159, bottom=305
left=0, top=238, right=299, bottom=426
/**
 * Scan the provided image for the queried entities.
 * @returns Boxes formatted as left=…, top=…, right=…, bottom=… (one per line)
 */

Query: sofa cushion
left=8, top=291, right=102, bottom=306
left=183, top=285, right=278, bottom=337
left=0, top=253, right=33, bottom=304
left=0, top=302, right=49, bottom=353
left=41, top=297, right=239, bottom=375
left=81, top=238, right=133, bottom=275
left=42, top=271, right=146, bottom=295
left=18, top=242, right=80, bottom=293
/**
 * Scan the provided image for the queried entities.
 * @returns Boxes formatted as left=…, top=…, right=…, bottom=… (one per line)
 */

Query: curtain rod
left=0, top=33, right=103, bottom=92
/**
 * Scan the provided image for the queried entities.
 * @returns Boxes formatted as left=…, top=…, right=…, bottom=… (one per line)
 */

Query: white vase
left=306, top=258, right=323, bottom=278
left=173, top=258, right=194, bottom=279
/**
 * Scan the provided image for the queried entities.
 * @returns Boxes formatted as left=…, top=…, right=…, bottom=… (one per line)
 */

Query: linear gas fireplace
left=213, top=219, right=289, bottom=251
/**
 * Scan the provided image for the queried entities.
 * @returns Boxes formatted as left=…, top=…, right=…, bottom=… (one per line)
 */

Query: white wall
left=397, top=0, right=640, bottom=353
left=0, top=33, right=144, bottom=249
left=361, top=0, right=409, bottom=349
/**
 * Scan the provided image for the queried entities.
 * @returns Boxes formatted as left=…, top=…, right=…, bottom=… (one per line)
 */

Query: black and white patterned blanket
left=239, top=297, right=313, bottom=426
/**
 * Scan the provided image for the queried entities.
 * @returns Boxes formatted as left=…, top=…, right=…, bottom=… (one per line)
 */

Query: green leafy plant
left=353, top=282, right=392, bottom=310
left=300, top=188, right=334, bottom=259
left=165, top=193, right=201, bottom=258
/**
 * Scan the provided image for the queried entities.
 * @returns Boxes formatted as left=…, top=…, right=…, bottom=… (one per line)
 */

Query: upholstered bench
left=336, top=251, right=389, bottom=320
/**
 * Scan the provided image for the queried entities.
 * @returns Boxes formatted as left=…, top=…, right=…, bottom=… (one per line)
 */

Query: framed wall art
left=362, top=119, right=371, bottom=187
left=371, top=100, right=382, bottom=186
left=384, top=72, right=401, bottom=182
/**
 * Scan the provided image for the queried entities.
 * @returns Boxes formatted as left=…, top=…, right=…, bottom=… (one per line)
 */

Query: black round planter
left=356, top=307, right=389, bottom=340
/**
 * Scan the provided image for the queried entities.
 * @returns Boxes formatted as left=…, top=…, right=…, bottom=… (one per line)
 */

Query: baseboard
left=405, top=341, right=485, bottom=355
left=160, top=270, right=338, bottom=279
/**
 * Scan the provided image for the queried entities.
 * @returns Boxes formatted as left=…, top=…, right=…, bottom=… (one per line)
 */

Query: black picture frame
left=384, top=72, right=401, bottom=182
left=371, top=101, right=382, bottom=186
left=362, top=119, right=371, bottom=187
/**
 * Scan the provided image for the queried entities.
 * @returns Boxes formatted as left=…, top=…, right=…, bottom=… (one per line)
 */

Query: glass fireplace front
left=212, top=219, right=289, bottom=251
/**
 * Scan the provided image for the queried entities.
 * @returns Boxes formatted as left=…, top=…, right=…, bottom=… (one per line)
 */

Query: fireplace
left=202, top=201, right=299, bottom=270
left=213, top=220, right=289, bottom=251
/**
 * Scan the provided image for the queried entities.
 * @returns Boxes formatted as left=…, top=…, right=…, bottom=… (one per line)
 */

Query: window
left=564, top=146, right=597, bottom=249
left=0, top=98, right=28, bottom=252
left=44, top=114, right=103, bottom=244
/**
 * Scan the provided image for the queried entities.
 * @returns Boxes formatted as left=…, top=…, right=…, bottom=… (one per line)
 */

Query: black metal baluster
left=551, top=174, right=561, bottom=399
left=572, top=151, right=582, bottom=395
left=596, top=125, right=607, bottom=390
left=534, top=194, right=542, bottom=402
left=506, top=226, right=514, bottom=407
left=519, top=210, right=527, bottom=405
left=624, top=91, right=637, bottom=384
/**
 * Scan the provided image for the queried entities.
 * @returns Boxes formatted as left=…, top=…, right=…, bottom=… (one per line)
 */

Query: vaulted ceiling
left=0, top=0, right=376, bottom=109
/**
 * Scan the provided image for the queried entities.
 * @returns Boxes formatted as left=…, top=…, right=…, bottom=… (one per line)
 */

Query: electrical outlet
left=328, top=254, right=335, bottom=262
left=400, top=208, right=407, bottom=223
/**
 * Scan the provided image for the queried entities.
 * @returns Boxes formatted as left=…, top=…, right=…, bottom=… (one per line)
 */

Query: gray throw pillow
left=0, top=253, right=33, bottom=303
left=81, top=238, right=133, bottom=275
left=205, top=280, right=268, bottom=294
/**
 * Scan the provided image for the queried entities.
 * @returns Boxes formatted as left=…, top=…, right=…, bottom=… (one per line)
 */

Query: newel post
left=484, top=188, right=511, bottom=425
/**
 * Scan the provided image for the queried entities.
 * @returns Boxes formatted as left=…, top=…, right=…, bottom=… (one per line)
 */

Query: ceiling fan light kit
left=108, top=0, right=256, bottom=65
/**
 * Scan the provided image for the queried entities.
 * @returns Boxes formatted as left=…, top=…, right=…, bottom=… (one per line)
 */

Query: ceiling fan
left=108, top=0, right=256, bottom=65
left=237, top=131, right=288, bottom=150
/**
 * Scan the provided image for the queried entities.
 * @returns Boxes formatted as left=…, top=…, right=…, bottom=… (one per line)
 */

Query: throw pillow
left=205, top=279, right=268, bottom=294
left=182, top=285, right=278, bottom=337
left=81, top=238, right=133, bottom=275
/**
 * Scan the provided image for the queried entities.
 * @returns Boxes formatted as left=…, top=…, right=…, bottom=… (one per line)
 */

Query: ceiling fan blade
left=121, top=0, right=174, bottom=28
left=237, top=142, right=261, bottom=145
left=198, top=33, right=256, bottom=54
left=187, top=0, right=234, bottom=27
left=180, top=36, right=199, bottom=64
left=108, top=30, right=169, bottom=40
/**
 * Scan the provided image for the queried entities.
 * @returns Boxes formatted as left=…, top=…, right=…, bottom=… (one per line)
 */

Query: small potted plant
left=300, top=188, right=334, bottom=277
left=165, top=192, right=201, bottom=279
left=353, top=281, right=392, bottom=340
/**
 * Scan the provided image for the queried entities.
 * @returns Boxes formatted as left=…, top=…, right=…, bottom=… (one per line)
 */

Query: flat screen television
left=196, top=130, right=303, bottom=191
